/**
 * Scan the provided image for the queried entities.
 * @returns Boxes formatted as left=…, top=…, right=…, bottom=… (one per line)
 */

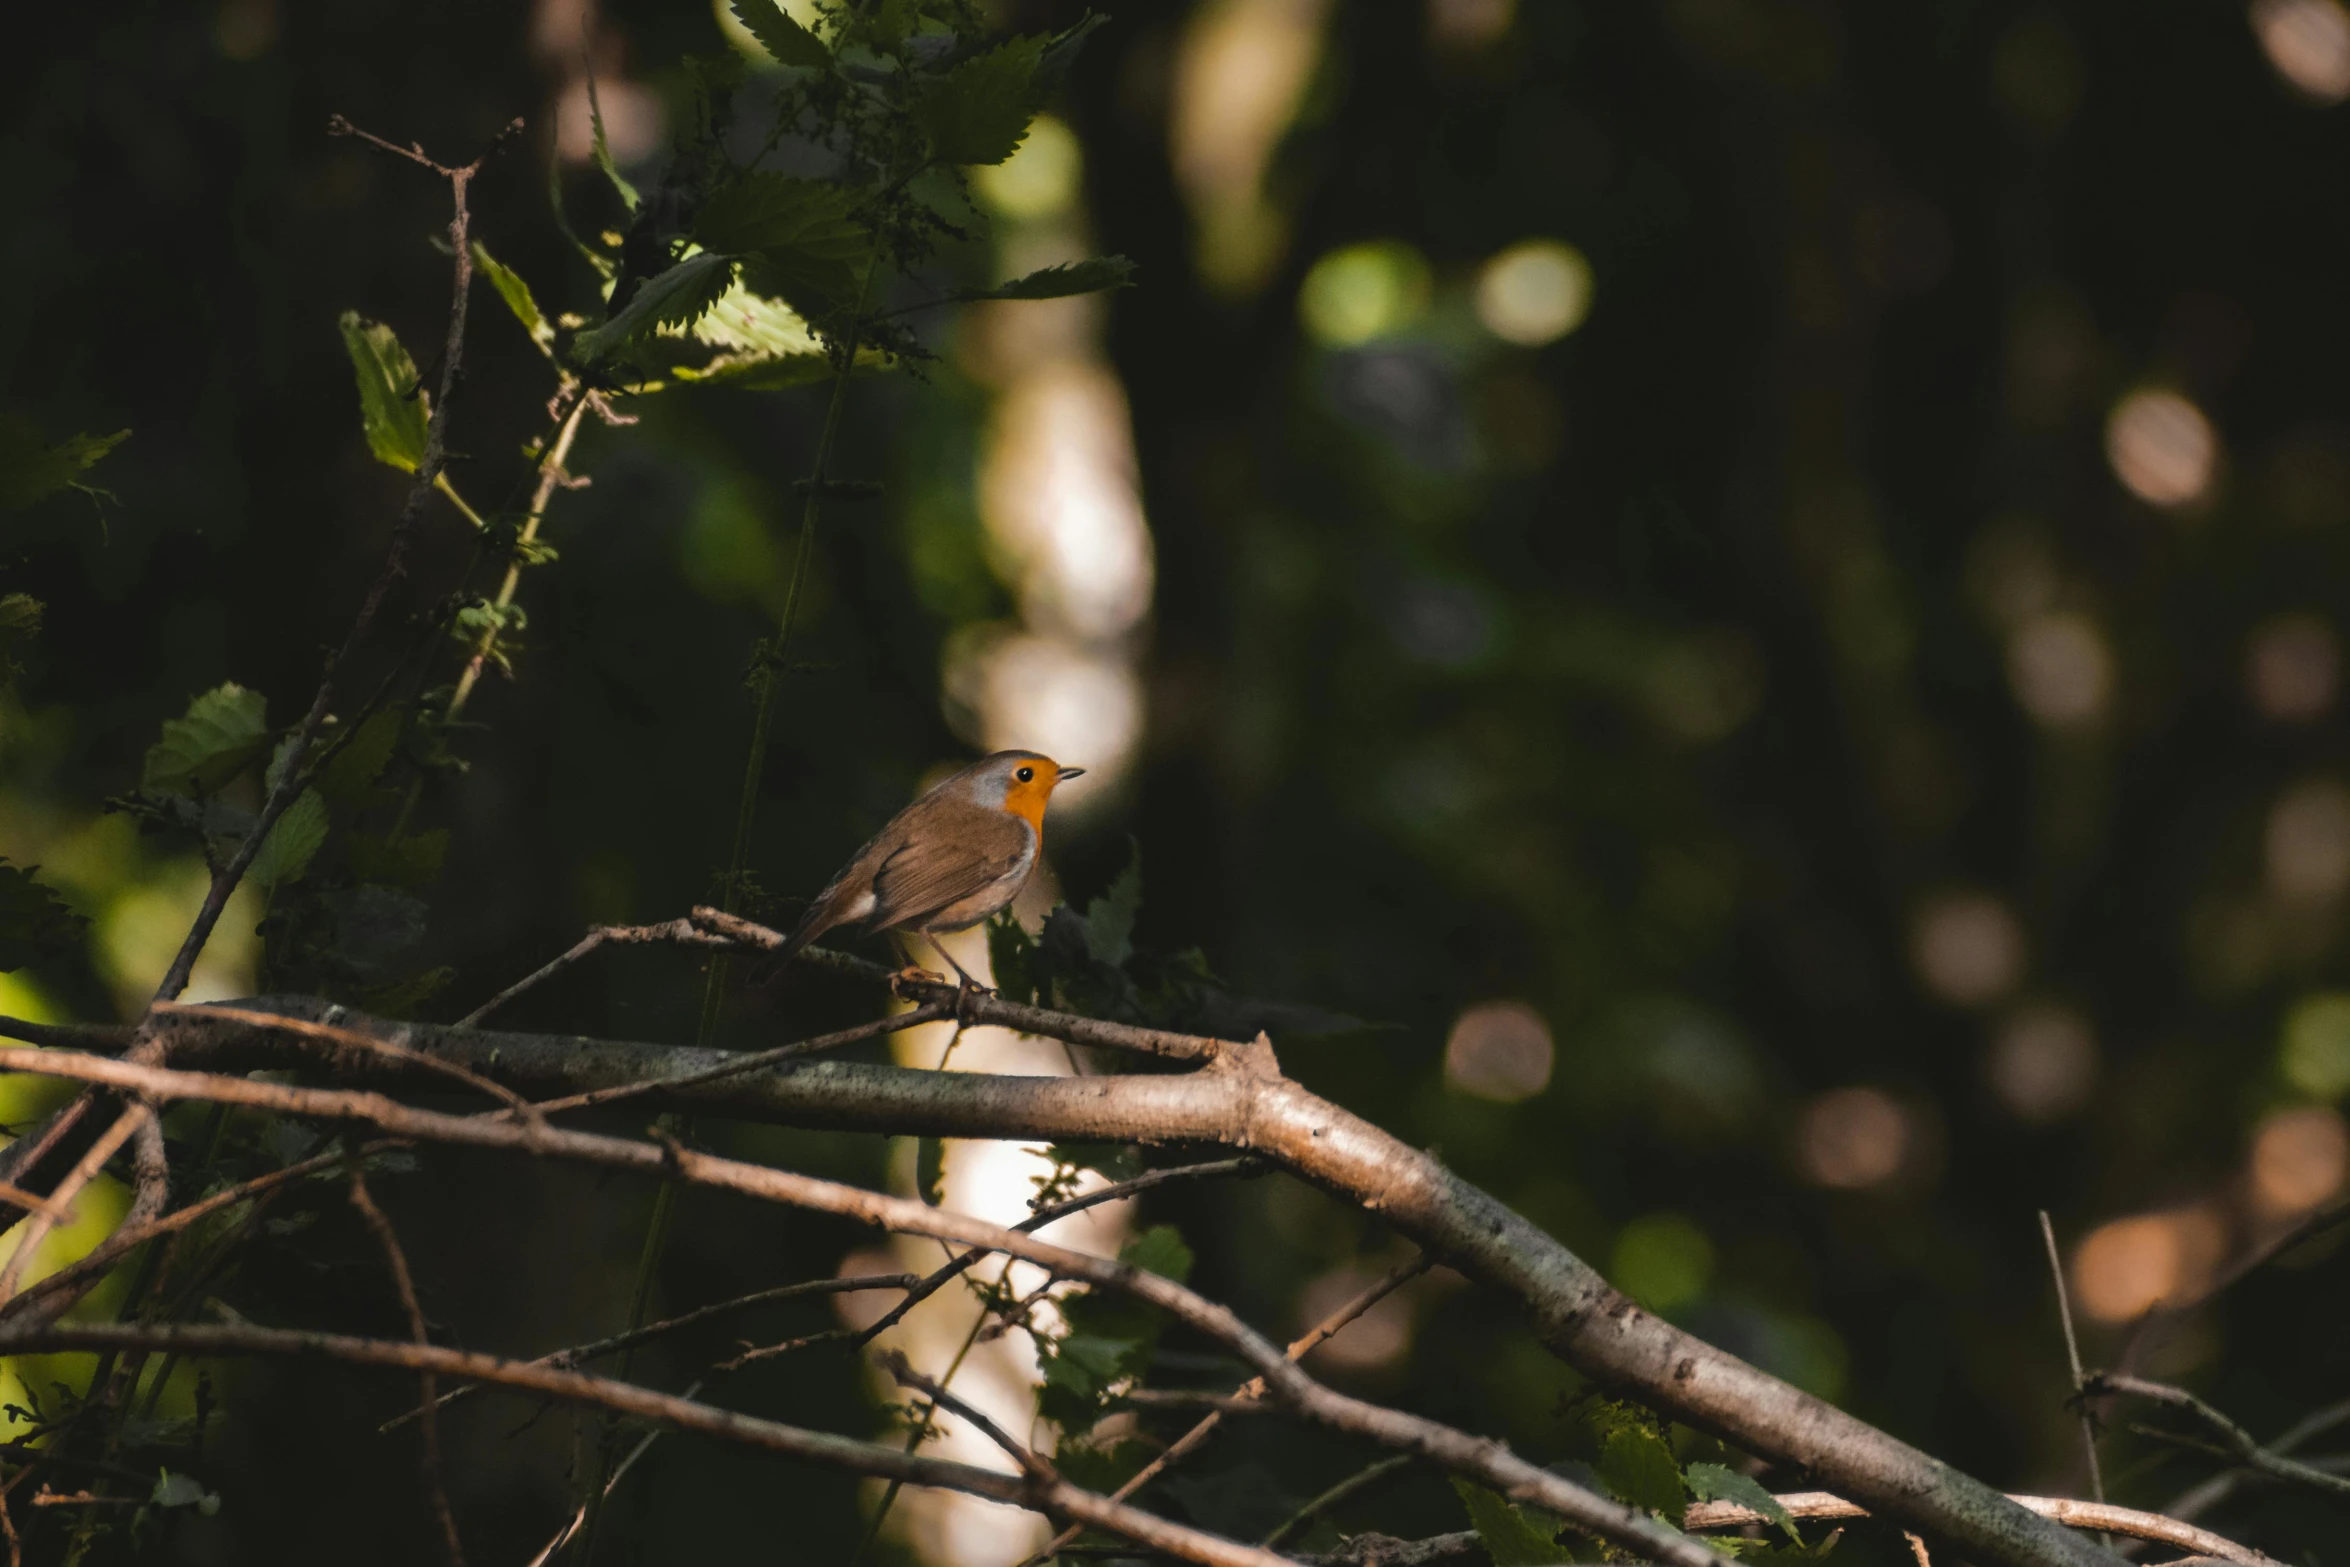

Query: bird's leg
left=925, top=933, right=992, bottom=1000
left=889, top=932, right=948, bottom=988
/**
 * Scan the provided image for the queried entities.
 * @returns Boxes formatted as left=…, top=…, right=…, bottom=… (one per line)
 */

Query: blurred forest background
left=7, top=0, right=2350, bottom=1561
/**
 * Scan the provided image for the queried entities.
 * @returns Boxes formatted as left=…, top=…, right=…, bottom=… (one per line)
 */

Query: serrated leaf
left=731, top=0, right=831, bottom=69
left=1120, top=1223, right=1192, bottom=1284
left=1081, top=847, right=1140, bottom=968
left=1685, top=1464, right=1801, bottom=1546
left=970, top=256, right=1136, bottom=301
left=1032, top=13, right=1107, bottom=98
left=573, top=252, right=737, bottom=364
left=1451, top=1479, right=1572, bottom=1566
left=318, top=708, right=405, bottom=806
left=1598, top=1423, right=1686, bottom=1525
left=0, top=861, right=86, bottom=973
left=247, top=790, right=328, bottom=891
left=472, top=241, right=554, bottom=351
left=699, top=176, right=872, bottom=317
left=0, top=422, right=131, bottom=513
left=337, top=312, right=429, bottom=473
left=143, top=684, right=270, bottom=797
left=916, top=36, right=1046, bottom=166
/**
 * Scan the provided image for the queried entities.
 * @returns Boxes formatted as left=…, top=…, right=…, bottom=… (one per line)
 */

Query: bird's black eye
left=1016, top=766, right=1035, bottom=783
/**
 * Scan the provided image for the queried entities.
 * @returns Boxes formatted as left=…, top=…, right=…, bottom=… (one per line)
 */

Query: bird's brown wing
left=866, top=809, right=1032, bottom=933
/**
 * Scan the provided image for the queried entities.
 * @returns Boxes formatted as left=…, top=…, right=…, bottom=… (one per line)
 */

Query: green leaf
left=970, top=256, right=1137, bottom=301
left=1598, top=1422, right=1686, bottom=1525
left=0, top=422, right=131, bottom=513
left=989, top=913, right=1041, bottom=1006
left=1081, top=847, right=1141, bottom=968
left=916, top=36, right=1046, bottom=166
left=585, top=73, right=641, bottom=211
left=247, top=790, right=329, bottom=891
left=1042, top=1141, right=1141, bottom=1183
left=1120, top=1223, right=1192, bottom=1285
left=317, top=708, right=405, bottom=806
left=143, top=684, right=270, bottom=797
left=149, top=1469, right=219, bottom=1515
left=731, top=0, right=831, bottom=69
left=573, top=253, right=738, bottom=364
left=337, top=312, right=429, bottom=473
left=0, top=861, right=86, bottom=974
left=1450, top=1479, right=1572, bottom=1566
left=1685, top=1464, right=1801, bottom=1546
left=1032, top=12, right=1108, bottom=97
left=472, top=242, right=554, bottom=351
left=346, top=829, right=449, bottom=890
left=698, top=176, right=871, bottom=316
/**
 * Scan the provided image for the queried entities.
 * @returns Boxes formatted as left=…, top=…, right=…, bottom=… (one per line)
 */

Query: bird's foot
left=892, top=964, right=949, bottom=990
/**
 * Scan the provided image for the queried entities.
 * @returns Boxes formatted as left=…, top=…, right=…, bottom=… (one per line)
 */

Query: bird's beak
left=1058, top=766, right=1087, bottom=780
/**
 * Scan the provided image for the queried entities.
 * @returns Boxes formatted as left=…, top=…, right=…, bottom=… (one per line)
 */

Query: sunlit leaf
left=247, top=790, right=329, bottom=891
left=1685, top=1464, right=1802, bottom=1546
left=572, top=253, right=737, bottom=364
left=1597, top=1422, right=1685, bottom=1525
left=472, top=241, right=555, bottom=351
left=143, top=684, right=270, bottom=797
left=969, top=256, right=1135, bottom=301
left=0, top=422, right=130, bottom=513
left=0, top=860, right=86, bottom=974
left=1450, top=1479, right=1572, bottom=1567
left=150, top=1469, right=219, bottom=1516
left=916, top=36, right=1046, bottom=166
left=585, top=74, right=640, bottom=212
left=731, top=0, right=831, bottom=70
left=337, top=312, right=429, bottom=473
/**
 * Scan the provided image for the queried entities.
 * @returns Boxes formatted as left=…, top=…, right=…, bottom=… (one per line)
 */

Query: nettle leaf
left=1597, top=1422, right=1686, bottom=1526
left=1685, top=1464, right=1801, bottom=1546
left=585, top=73, right=640, bottom=212
left=0, top=422, right=131, bottom=513
left=143, top=684, right=270, bottom=797
left=573, top=252, right=738, bottom=364
left=337, top=312, right=429, bottom=473
left=698, top=177, right=871, bottom=316
left=0, top=860, right=86, bottom=973
left=1450, top=1479, right=1572, bottom=1567
left=1080, top=847, right=1141, bottom=968
left=971, top=256, right=1135, bottom=301
left=317, top=708, right=405, bottom=806
left=246, top=790, right=329, bottom=891
left=472, top=241, right=554, bottom=351
left=916, top=35, right=1046, bottom=166
left=731, top=0, right=831, bottom=69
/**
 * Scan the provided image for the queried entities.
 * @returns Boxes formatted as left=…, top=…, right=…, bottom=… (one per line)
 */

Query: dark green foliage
left=141, top=685, right=270, bottom=798
left=970, top=256, right=1136, bottom=300
left=915, top=36, right=1047, bottom=166
left=1035, top=1224, right=1193, bottom=1434
left=1685, top=1464, right=1802, bottom=1547
left=1596, top=1419, right=1684, bottom=1524
left=0, top=593, right=41, bottom=694
left=0, top=420, right=128, bottom=512
left=335, top=313, right=427, bottom=473
left=0, top=860, right=85, bottom=973
left=729, top=0, right=831, bottom=71
left=1450, top=1478, right=1572, bottom=1566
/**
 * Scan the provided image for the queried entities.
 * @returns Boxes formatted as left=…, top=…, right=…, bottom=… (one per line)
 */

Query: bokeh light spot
left=1912, top=892, right=2025, bottom=1006
left=975, top=115, right=1083, bottom=221
left=2265, top=780, right=2350, bottom=904
left=1297, top=1263, right=1414, bottom=1369
left=2106, top=389, right=2219, bottom=509
left=2282, top=991, right=2350, bottom=1097
left=2251, top=0, right=2350, bottom=102
left=1987, top=1004, right=2098, bottom=1123
left=1443, top=1000, right=1554, bottom=1102
left=1611, top=1213, right=1715, bottom=1311
left=2073, top=1208, right=2226, bottom=1322
left=1474, top=239, right=1594, bottom=347
left=2247, top=613, right=2340, bottom=721
left=1797, top=1087, right=1910, bottom=1189
left=2250, top=1106, right=2349, bottom=1217
left=2007, top=611, right=2113, bottom=727
left=1299, top=241, right=1433, bottom=347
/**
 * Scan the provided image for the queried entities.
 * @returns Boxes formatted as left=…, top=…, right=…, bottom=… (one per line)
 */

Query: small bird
left=776, top=750, right=1085, bottom=987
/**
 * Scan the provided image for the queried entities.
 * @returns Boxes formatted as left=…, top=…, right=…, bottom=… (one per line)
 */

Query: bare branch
left=2040, top=1210, right=2106, bottom=1503
left=1262, top=1454, right=1412, bottom=1549
left=0, top=1046, right=1708, bottom=1567
left=1683, top=1492, right=2275, bottom=1563
left=0, top=1319, right=1296, bottom=1567
left=2086, top=1373, right=2350, bottom=1504
left=876, top=1348, right=1054, bottom=1480
left=131, top=995, right=2130, bottom=1567
left=0, top=1103, right=148, bottom=1307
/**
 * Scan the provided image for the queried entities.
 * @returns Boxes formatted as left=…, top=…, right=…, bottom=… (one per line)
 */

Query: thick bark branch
left=7, top=994, right=2128, bottom=1567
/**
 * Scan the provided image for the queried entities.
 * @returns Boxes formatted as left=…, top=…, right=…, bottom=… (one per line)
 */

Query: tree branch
left=2086, top=1372, right=2350, bottom=1504
left=1683, top=1491, right=2274, bottom=1564
left=345, top=1151, right=466, bottom=1567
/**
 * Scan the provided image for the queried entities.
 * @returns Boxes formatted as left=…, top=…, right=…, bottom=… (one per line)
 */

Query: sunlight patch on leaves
left=472, top=241, right=555, bottom=352
left=1451, top=1479, right=1572, bottom=1566
left=573, top=253, right=738, bottom=364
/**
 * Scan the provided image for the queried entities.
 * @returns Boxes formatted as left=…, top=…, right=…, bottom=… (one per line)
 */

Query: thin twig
left=2041, top=1210, right=2106, bottom=1504
left=1261, top=1454, right=1412, bottom=1549
left=457, top=918, right=723, bottom=1027
left=0, top=1104, right=147, bottom=1307
left=156, top=1002, right=532, bottom=1117
left=1682, top=1491, right=2273, bottom=1565
left=2085, top=1372, right=2350, bottom=1503
left=1016, top=1256, right=1432, bottom=1567
left=346, top=1151, right=466, bottom=1567
left=877, top=1348, right=1055, bottom=1480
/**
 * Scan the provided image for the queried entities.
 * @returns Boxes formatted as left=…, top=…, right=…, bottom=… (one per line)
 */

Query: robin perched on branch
left=776, top=750, right=1085, bottom=989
